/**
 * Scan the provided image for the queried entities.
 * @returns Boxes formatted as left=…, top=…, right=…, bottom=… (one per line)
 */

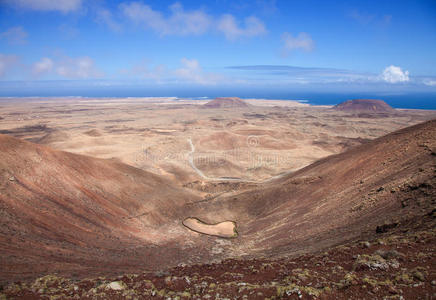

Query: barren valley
left=1, top=97, right=434, bottom=185
left=0, top=97, right=435, bottom=299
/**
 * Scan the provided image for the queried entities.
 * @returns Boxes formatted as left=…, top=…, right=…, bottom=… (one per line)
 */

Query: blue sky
left=0, top=0, right=435, bottom=95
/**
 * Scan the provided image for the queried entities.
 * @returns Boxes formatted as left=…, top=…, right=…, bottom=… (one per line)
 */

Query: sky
left=0, top=0, right=435, bottom=96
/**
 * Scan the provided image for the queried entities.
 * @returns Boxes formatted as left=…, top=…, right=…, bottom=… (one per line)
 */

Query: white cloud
left=281, top=32, right=314, bottom=55
left=95, top=8, right=122, bottom=32
left=120, top=2, right=165, bottom=32
left=32, top=57, right=54, bottom=75
left=28, top=55, right=101, bottom=79
left=119, top=2, right=265, bottom=39
left=56, top=56, right=102, bottom=79
left=120, top=2, right=211, bottom=36
left=5, top=0, right=82, bottom=13
left=0, top=27, right=28, bottom=45
left=423, top=79, right=436, bottom=86
left=217, top=14, right=266, bottom=40
left=0, top=54, right=19, bottom=77
left=174, top=58, right=221, bottom=85
left=174, top=58, right=202, bottom=82
left=381, top=65, right=410, bottom=83
left=167, top=3, right=211, bottom=35
left=119, top=58, right=223, bottom=84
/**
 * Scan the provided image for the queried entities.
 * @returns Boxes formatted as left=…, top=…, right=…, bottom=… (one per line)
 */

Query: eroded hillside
left=0, top=119, right=435, bottom=288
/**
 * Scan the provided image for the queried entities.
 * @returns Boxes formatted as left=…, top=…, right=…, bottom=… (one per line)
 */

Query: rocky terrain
left=0, top=132, right=210, bottom=283
left=0, top=98, right=435, bottom=299
left=1, top=209, right=434, bottom=299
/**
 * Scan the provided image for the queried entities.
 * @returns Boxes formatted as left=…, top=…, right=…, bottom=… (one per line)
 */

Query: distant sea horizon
left=0, top=90, right=435, bottom=110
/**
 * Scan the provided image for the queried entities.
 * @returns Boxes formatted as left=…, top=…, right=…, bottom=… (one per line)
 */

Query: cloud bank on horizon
left=0, top=0, right=435, bottom=93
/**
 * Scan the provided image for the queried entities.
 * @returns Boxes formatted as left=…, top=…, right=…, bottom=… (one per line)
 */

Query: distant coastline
left=0, top=93, right=435, bottom=110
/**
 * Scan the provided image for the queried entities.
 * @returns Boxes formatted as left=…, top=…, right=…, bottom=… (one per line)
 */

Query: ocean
left=0, top=88, right=435, bottom=110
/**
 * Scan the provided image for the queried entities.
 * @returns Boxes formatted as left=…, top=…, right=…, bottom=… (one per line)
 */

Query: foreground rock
left=2, top=213, right=434, bottom=299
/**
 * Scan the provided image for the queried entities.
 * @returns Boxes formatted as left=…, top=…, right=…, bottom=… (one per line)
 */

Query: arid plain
left=1, top=97, right=434, bottom=187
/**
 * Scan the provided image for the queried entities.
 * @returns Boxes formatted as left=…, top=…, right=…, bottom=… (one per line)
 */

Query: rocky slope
left=0, top=119, right=435, bottom=298
left=0, top=134, right=202, bottom=283
left=184, top=119, right=436, bottom=259
left=1, top=212, right=434, bottom=299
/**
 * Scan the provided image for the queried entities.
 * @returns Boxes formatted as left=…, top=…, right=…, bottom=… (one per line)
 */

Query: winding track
left=187, top=138, right=295, bottom=183
left=187, top=138, right=208, bottom=179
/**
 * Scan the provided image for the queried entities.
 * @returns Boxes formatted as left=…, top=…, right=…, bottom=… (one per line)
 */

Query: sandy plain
left=0, top=96, right=434, bottom=189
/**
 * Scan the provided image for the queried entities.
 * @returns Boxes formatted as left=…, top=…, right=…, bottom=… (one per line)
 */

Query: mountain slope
left=0, top=134, right=202, bottom=282
left=185, top=119, right=436, bottom=256
left=0, top=119, right=435, bottom=284
left=2, top=120, right=435, bottom=299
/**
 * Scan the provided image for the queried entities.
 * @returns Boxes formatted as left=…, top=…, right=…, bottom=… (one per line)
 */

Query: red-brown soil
left=333, top=99, right=396, bottom=113
left=1, top=213, right=434, bottom=299
left=0, top=119, right=435, bottom=299
left=0, top=134, right=202, bottom=283
left=186, top=119, right=435, bottom=259
left=203, top=97, right=250, bottom=108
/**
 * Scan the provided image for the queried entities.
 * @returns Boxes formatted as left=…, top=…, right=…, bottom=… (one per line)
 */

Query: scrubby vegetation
left=2, top=221, right=434, bottom=299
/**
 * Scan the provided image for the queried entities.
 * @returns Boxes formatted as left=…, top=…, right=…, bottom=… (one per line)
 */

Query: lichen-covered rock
left=353, top=254, right=389, bottom=271
left=106, top=281, right=126, bottom=290
left=412, top=270, right=425, bottom=282
left=374, top=249, right=405, bottom=260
